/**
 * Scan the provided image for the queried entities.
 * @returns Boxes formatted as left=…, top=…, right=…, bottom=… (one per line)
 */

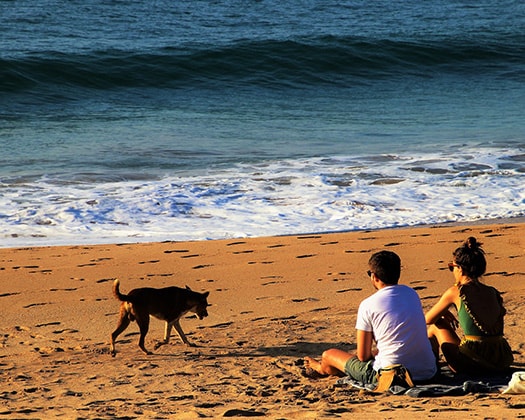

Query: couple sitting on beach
left=304, top=237, right=514, bottom=387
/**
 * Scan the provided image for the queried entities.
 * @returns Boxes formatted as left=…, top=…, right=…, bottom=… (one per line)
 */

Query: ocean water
left=1, top=0, right=524, bottom=248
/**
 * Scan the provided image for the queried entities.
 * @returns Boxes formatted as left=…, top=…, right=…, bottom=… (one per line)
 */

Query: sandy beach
left=1, top=221, right=524, bottom=419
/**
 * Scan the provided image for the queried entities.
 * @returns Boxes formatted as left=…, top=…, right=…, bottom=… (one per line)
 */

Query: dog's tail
left=112, top=279, right=133, bottom=302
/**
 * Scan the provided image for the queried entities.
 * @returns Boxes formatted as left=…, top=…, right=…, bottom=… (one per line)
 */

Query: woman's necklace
left=455, top=278, right=477, bottom=287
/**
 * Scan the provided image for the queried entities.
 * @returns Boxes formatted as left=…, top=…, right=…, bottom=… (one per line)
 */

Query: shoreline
left=3, top=215, right=525, bottom=251
left=1, top=219, right=524, bottom=418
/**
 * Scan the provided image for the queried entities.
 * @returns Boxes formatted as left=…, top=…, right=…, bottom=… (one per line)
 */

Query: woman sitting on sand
left=426, top=237, right=513, bottom=374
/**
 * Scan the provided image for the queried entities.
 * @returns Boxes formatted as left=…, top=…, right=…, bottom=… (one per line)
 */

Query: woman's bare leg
left=427, top=320, right=462, bottom=372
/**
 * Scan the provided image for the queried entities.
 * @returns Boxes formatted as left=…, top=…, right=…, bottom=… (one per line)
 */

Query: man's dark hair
left=368, top=250, right=401, bottom=285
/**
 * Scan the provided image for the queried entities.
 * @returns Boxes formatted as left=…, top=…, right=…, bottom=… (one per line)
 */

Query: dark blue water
left=1, top=0, right=524, bottom=246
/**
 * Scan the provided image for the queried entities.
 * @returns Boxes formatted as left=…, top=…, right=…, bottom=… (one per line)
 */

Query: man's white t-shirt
left=355, top=284, right=437, bottom=381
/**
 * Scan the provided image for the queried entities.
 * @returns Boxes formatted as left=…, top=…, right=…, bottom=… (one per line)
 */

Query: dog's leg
left=153, top=322, right=173, bottom=350
left=110, top=305, right=131, bottom=357
left=135, top=311, right=152, bottom=355
left=173, top=319, right=195, bottom=347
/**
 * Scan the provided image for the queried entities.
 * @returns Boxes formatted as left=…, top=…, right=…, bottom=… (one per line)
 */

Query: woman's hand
left=438, top=309, right=459, bottom=330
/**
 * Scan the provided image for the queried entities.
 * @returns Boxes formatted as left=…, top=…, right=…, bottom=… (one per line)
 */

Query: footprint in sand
left=262, top=281, right=285, bottom=286
left=255, top=296, right=283, bottom=301
left=138, top=260, right=160, bottom=264
left=166, top=395, right=195, bottom=402
left=270, top=315, right=297, bottom=321
left=0, top=292, right=20, bottom=298
left=208, top=322, right=233, bottom=329
left=336, top=288, right=362, bottom=293
left=227, top=241, right=247, bottom=246
left=15, top=326, right=31, bottom=332
left=52, top=329, right=79, bottom=334
left=421, top=295, right=440, bottom=301
left=452, top=228, right=472, bottom=234
left=192, top=264, right=213, bottom=269
left=138, top=362, right=159, bottom=370
left=291, top=297, right=319, bottom=303
left=23, top=302, right=49, bottom=309
left=96, top=278, right=115, bottom=283
left=296, top=254, right=316, bottom=259
left=164, top=249, right=189, bottom=254
left=328, top=272, right=352, bottom=281
left=345, top=249, right=372, bottom=254
left=267, top=244, right=285, bottom=248
left=248, top=260, right=274, bottom=265
left=485, top=271, right=523, bottom=277
left=261, top=276, right=284, bottom=285
left=309, top=307, right=329, bottom=312
left=232, top=250, right=254, bottom=254
left=34, top=346, right=65, bottom=354
left=181, top=254, right=200, bottom=259
left=146, top=273, right=174, bottom=277
left=222, top=409, right=266, bottom=417
left=36, top=322, right=61, bottom=327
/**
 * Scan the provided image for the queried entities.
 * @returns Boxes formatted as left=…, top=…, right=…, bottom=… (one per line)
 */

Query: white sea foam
left=1, top=148, right=524, bottom=248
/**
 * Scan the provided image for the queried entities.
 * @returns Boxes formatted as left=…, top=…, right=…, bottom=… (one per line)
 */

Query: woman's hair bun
left=454, top=236, right=486, bottom=277
left=464, top=236, right=482, bottom=250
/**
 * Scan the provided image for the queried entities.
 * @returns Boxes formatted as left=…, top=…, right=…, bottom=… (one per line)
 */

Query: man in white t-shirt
left=304, top=250, right=437, bottom=383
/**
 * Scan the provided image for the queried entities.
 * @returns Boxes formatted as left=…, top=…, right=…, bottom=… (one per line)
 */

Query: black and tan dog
left=109, top=279, right=210, bottom=356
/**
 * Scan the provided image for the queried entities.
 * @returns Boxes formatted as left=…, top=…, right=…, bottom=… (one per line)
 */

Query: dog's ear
left=203, top=291, right=210, bottom=298
left=185, top=285, right=192, bottom=291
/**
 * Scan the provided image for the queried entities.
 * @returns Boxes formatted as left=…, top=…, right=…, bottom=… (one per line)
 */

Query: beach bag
left=502, top=371, right=525, bottom=394
left=374, top=364, right=414, bottom=393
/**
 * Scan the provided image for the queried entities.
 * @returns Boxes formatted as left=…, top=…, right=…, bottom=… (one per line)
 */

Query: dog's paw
left=153, top=341, right=166, bottom=350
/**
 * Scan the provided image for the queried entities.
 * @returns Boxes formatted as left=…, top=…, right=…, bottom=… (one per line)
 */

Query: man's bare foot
left=302, top=356, right=327, bottom=378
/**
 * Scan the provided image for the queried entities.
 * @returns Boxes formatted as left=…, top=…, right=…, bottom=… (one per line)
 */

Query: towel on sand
left=336, top=367, right=516, bottom=397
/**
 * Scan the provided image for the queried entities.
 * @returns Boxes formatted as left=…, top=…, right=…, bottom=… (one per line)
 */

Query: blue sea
left=1, top=0, right=524, bottom=248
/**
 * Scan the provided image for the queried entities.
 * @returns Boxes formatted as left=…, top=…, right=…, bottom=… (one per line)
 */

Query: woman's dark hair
left=368, top=250, right=401, bottom=285
left=453, top=236, right=486, bottom=279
